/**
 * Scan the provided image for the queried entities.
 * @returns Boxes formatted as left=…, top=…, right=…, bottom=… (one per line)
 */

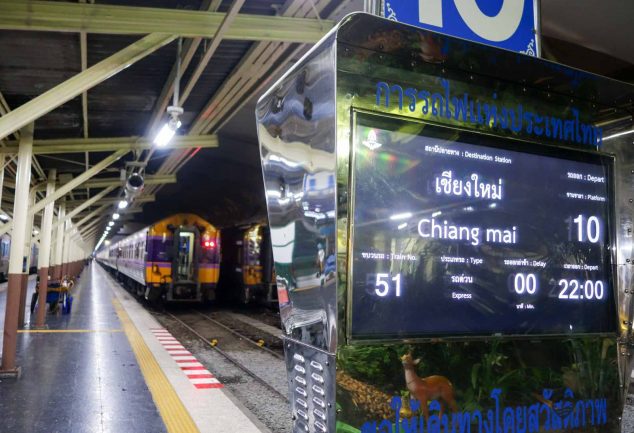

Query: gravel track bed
left=199, top=310, right=284, bottom=354
left=151, top=310, right=292, bottom=433
left=223, top=305, right=284, bottom=330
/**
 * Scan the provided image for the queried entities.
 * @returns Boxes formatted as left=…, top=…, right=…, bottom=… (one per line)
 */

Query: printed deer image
left=401, top=353, right=458, bottom=419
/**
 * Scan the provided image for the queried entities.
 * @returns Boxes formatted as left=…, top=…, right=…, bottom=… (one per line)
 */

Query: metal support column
left=35, top=169, right=56, bottom=328
left=53, top=203, right=65, bottom=281
left=17, top=189, right=36, bottom=327
left=61, top=222, right=69, bottom=278
left=0, top=154, right=5, bottom=213
left=49, top=217, right=57, bottom=278
left=67, top=236, right=74, bottom=277
left=0, top=123, right=33, bottom=376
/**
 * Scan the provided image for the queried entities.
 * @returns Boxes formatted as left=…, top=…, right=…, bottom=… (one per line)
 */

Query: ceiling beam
left=137, top=0, right=337, bottom=207
left=2, top=134, right=218, bottom=155
left=0, top=1, right=332, bottom=43
left=34, top=186, right=115, bottom=241
left=0, top=32, right=176, bottom=141
left=74, top=207, right=142, bottom=219
left=79, top=221, right=99, bottom=237
left=78, top=174, right=176, bottom=190
left=0, top=89, right=52, bottom=202
left=140, top=0, right=243, bottom=166
left=179, top=0, right=245, bottom=105
left=0, top=149, right=127, bottom=236
left=191, top=0, right=333, bottom=136
left=74, top=216, right=104, bottom=236
left=79, top=0, right=90, bottom=200
left=73, top=204, right=110, bottom=229
left=79, top=0, right=89, bottom=140
left=26, top=174, right=176, bottom=192
left=29, top=150, right=127, bottom=218
left=65, top=195, right=155, bottom=209
left=145, top=0, right=222, bottom=137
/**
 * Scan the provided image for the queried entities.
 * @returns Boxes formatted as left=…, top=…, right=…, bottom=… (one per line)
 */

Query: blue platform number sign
left=384, top=0, right=539, bottom=56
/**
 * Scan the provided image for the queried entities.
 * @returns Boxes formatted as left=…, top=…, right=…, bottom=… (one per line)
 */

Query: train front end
left=257, top=13, right=634, bottom=433
left=146, top=214, right=220, bottom=303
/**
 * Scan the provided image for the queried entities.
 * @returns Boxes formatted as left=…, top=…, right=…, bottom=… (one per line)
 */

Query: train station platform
left=0, top=263, right=267, bottom=433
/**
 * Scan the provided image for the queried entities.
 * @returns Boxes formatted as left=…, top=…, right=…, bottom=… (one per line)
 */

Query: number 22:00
left=558, top=279, right=604, bottom=300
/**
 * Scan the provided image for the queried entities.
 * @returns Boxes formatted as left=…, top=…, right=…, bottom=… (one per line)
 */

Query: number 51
left=375, top=273, right=402, bottom=297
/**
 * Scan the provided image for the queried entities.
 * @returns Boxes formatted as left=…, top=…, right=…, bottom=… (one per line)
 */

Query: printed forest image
left=335, top=338, right=619, bottom=432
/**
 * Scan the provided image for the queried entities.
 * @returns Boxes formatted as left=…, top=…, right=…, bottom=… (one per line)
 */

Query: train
left=0, top=233, right=39, bottom=280
left=96, top=214, right=277, bottom=305
left=97, top=214, right=221, bottom=303
left=217, top=223, right=277, bottom=305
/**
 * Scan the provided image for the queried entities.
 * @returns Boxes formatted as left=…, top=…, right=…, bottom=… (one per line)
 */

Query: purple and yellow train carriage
left=99, top=214, right=220, bottom=303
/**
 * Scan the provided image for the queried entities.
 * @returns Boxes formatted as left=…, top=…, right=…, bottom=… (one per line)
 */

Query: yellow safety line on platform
left=18, top=329, right=123, bottom=333
left=112, top=297, right=200, bottom=433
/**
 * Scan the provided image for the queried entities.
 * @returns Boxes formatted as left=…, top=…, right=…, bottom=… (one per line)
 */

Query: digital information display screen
left=350, top=112, right=617, bottom=341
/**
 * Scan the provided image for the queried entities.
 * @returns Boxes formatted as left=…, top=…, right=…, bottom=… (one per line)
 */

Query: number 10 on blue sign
left=384, top=0, right=540, bottom=57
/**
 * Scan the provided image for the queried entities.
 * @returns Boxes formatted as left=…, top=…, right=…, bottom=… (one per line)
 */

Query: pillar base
left=2, top=273, right=23, bottom=371
left=17, top=273, right=28, bottom=328
left=0, top=366, right=21, bottom=379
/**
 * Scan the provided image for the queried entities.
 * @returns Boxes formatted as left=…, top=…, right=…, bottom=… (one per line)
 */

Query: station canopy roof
left=0, top=0, right=631, bottom=247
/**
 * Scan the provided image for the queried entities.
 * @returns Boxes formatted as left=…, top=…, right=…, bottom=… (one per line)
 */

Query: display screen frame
left=346, top=109, right=619, bottom=344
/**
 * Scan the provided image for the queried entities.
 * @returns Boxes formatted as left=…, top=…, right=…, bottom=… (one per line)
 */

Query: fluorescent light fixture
left=108, top=221, right=115, bottom=227
left=112, top=213, right=120, bottom=220
left=153, top=119, right=182, bottom=147
left=118, top=199, right=128, bottom=209
left=397, top=222, right=408, bottom=230
left=432, top=211, right=442, bottom=217
left=0, top=214, right=9, bottom=221
left=106, top=227, right=111, bottom=231
left=603, top=129, right=634, bottom=141
left=32, top=229, right=39, bottom=235
left=390, top=212, right=412, bottom=221
left=489, top=203, right=497, bottom=208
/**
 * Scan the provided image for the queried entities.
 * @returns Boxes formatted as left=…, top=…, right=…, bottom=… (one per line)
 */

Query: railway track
left=194, top=309, right=284, bottom=357
left=165, top=310, right=288, bottom=402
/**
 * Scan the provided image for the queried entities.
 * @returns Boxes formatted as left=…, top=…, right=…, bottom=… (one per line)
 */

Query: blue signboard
left=384, top=0, right=539, bottom=56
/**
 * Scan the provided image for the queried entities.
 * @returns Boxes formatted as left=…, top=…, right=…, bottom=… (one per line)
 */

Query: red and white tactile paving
left=151, top=328, right=224, bottom=390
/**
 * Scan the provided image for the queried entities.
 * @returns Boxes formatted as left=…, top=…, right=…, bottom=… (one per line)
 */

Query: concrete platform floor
left=0, top=263, right=266, bottom=433
left=0, top=266, right=166, bottom=433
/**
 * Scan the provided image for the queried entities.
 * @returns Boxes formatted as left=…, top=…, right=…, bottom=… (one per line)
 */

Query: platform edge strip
left=112, top=297, right=200, bottom=433
left=151, top=328, right=224, bottom=389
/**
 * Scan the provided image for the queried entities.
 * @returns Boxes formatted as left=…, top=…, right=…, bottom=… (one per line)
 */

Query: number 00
left=514, top=273, right=537, bottom=295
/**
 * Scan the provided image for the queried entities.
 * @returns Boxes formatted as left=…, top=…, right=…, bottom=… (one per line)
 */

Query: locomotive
left=97, top=213, right=220, bottom=303
left=217, top=223, right=277, bottom=305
